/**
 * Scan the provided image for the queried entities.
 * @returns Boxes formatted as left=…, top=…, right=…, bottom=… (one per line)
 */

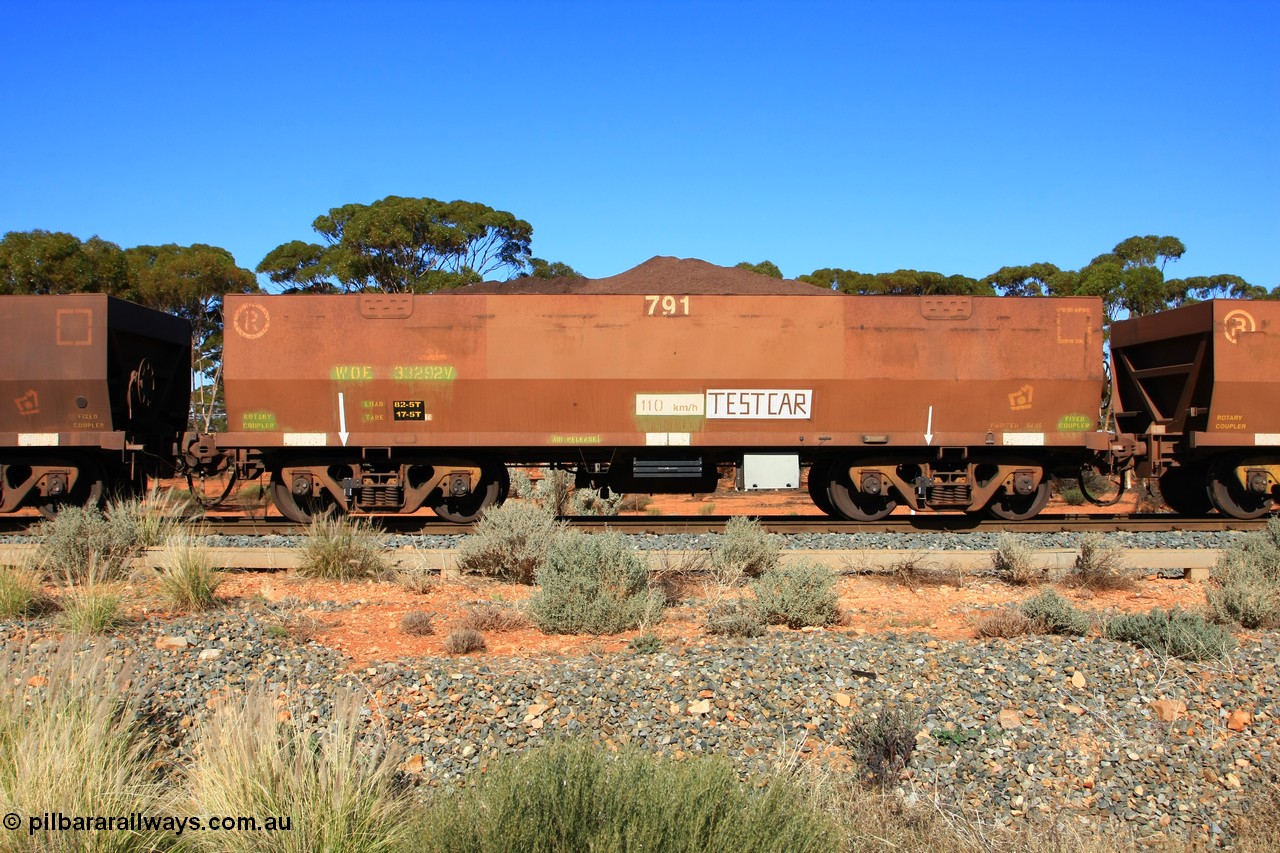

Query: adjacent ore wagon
left=196, top=290, right=1109, bottom=522
left=0, top=295, right=191, bottom=516
left=1112, top=299, right=1280, bottom=518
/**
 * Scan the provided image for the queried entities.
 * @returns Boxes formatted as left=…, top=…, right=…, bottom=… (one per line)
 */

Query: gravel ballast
left=4, top=602, right=1274, bottom=847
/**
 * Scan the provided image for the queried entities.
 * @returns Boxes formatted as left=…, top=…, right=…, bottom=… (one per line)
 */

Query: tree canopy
left=735, top=260, right=783, bottom=279
left=0, top=229, right=131, bottom=295
left=258, top=196, right=538, bottom=293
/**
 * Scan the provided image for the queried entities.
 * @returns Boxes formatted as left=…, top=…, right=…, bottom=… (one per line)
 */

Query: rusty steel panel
left=1112, top=300, right=1280, bottom=448
left=222, top=293, right=1104, bottom=453
left=0, top=295, right=191, bottom=445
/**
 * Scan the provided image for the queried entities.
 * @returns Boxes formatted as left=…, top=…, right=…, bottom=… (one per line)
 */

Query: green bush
left=1053, top=478, right=1087, bottom=506
left=296, top=514, right=389, bottom=581
left=1019, top=589, right=1091, bottom=636
left=1207, top=518, right=1280, bottom=628
left=417, top=739, right=837, bottom=853
left=455, top=501, right=565, bottom=584
left=750, top=560, right=839, bottom=628
left=1105, top=607, right=1236, bottom=661
left=713, top=516, right=780, bottom=581
left=32, top=504, right=140, bottom=584
left=527, top=531, right=664, bottom=635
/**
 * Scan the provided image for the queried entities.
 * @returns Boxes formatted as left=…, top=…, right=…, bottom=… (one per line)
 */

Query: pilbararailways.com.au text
left=7, top=812, right=292, bottom=836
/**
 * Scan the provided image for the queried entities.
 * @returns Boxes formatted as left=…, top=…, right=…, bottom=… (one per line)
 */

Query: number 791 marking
left=645, top=295, right=691, bottom=316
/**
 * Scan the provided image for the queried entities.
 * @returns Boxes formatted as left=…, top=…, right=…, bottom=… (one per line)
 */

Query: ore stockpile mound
left=462, top=256, right=837, bottom=296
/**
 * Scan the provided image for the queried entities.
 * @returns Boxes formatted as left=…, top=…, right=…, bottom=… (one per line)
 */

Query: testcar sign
left=705, top=389, right=812, bottom=419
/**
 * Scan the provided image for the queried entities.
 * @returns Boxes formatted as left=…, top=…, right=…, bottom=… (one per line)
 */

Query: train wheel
left=1157, top=467, right=1212, bottom=516
left=807, top=461, right=838, bottom=517
left=985, top=482, right=1050, bottom=521
left=1208, top=458, right=1275, bottom=520
left=827, top=466, right=897, bottom=521
left=429, top=462, right=509, bottom=523
left=269, top=471, right=339, bottom=524
left=37, top=458, right=106, bottom=520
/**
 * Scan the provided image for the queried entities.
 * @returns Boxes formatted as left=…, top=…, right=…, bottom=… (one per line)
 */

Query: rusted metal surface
left=1113, top=299, right=1279, bottom=517
left=0, top=295, right=190, bottom=513
left=220, top=293, right=1104, bottom=453
left=217, top=292, right=1106, bottom=520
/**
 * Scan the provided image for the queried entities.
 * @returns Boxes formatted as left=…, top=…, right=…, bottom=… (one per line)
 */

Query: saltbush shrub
left=443, top=628, right=487, bottom=654
left=1206, top=518, right=1280, bottom=628
left=712, top=516, right=780, bottom=581
left=991, top=533, right=1041, bottom=586
left=399, top=611, right=434, bottom=636
left=455, top=501, right=565, bottom=584
left=527, top=531, right=664, bottom=635
left=750, top=560, right=839, bottom=628
left=32, top=504, right=140, bottom=584
left=705, top=598, right=766, bottom=638
left=1105, top=607, right=1236, bottom=661
left=1065, top=534, right=1133, bottom=591
left=1019, top=589, right=1092, bottom=636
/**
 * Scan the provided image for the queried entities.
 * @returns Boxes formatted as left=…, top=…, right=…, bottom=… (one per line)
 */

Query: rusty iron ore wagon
left=183, top=291, right=1116, bottom=522
left=1112, top=299, right=1280, bottom=519
left=0, top=295, right=190, bottom=516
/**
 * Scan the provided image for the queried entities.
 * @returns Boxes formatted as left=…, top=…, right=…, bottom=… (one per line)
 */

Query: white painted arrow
left=338, top=392, right=349, bottom=447
left=924, top=405, right=934, bottom=445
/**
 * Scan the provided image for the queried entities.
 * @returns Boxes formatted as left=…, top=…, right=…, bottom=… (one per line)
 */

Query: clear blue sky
left=2, top=1, right=1276, bottom=288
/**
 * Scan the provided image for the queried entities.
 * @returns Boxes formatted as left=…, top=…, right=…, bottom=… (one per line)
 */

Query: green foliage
left=156, top=535, right=223, bottom=611
left=455, top=501, right=565, bottom=584
left=0, top=649, right=177, bottom=852
left=529, top=258, right=582, bottom=279
left=850, top=705, right=921, bottom=787
left=1206, top=518, right=1280, bottom=628
left=527, top=531, right=664, bottom=635
left=1052, top=477, right=1086, bottom=506
left=32, top=504, right=141, bottom=584
left=798, top=267, right=991, bottom=296
left=0, top=229, right=130, bottom=295
left=258, top=195, right=534, bottom=293
left=705, top=599, right=766, bottom=638
left=296, top=514, right=389, bottom=581
left=1105, top=607, right=1236, bottom=661
left=417, top=739, right=837, bottom=853
left=749, top=560, right=839, bottom=628
left=713, top=516, right=781, bottom=581
left=184, top=689, right=415, bottom=853
left=1019, top=589, right=1091, bottom=636
left=734, top=260, right=783, bottom=278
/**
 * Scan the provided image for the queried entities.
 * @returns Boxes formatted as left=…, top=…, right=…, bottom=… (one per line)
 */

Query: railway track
left=1, top=512, right=1269, bottom=537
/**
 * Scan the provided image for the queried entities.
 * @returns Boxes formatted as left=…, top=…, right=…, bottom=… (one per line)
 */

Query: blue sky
left=1, top=1, right=1276, bottom=287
